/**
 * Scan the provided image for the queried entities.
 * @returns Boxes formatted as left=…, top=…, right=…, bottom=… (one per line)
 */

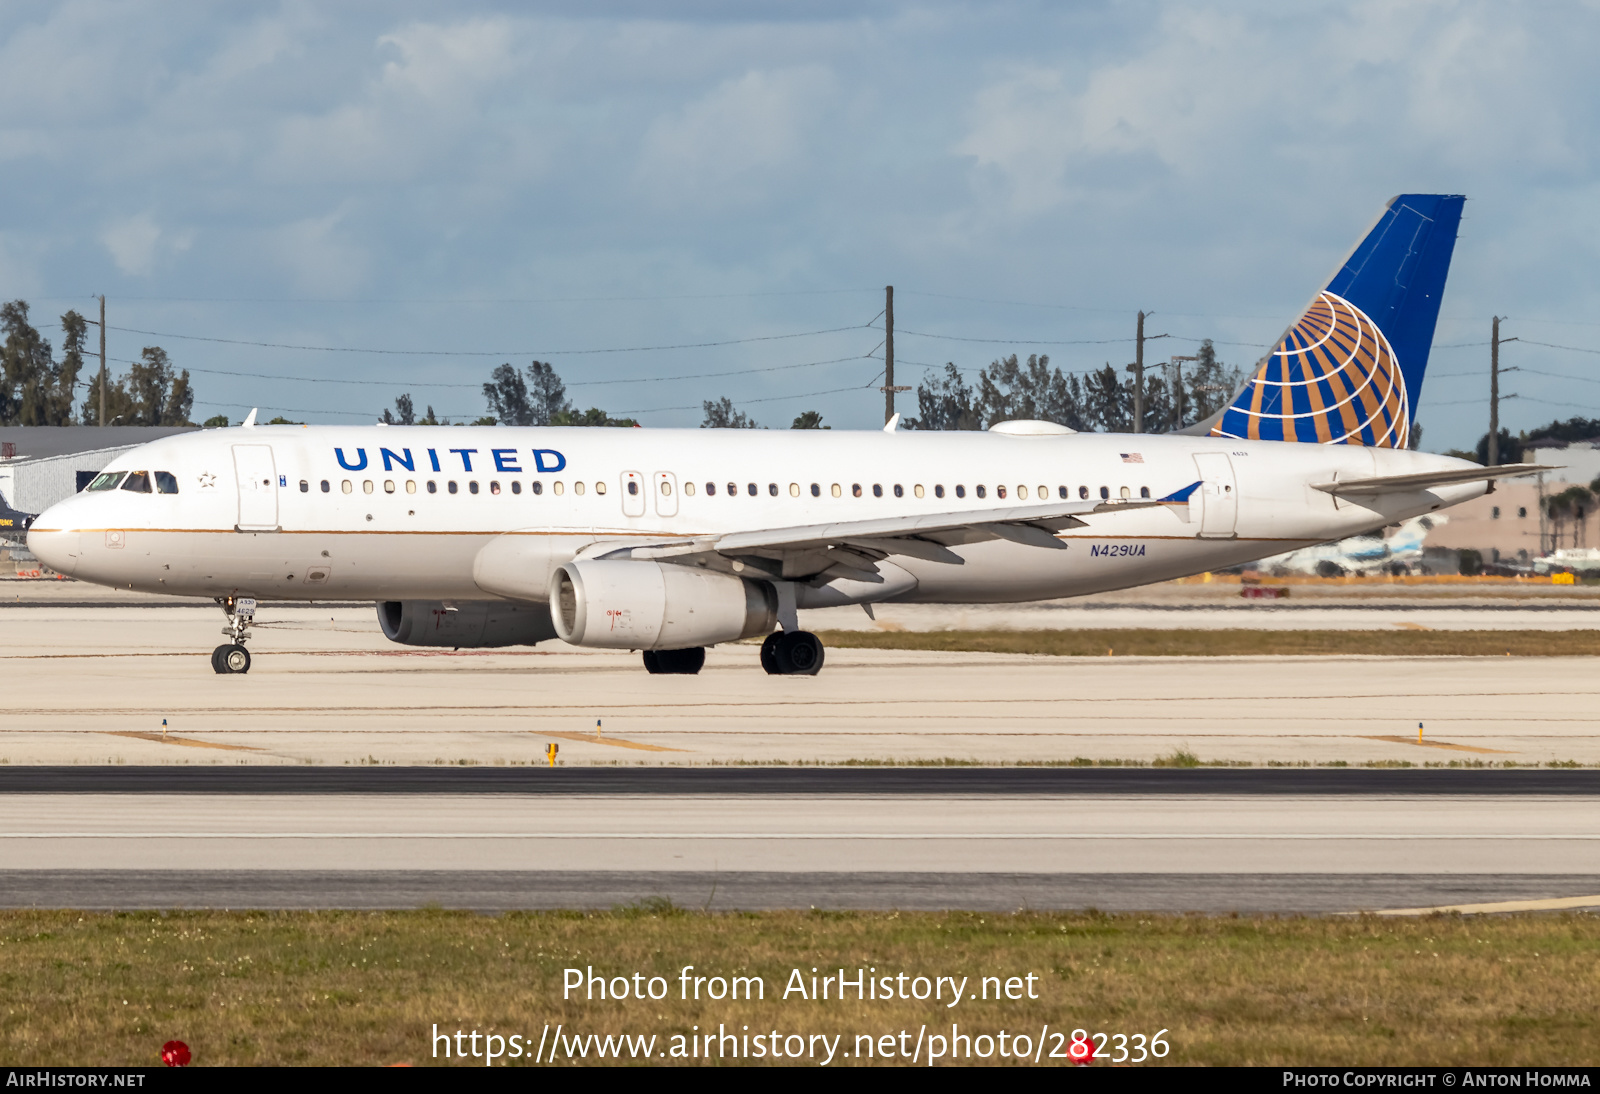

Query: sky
left=3, top=0, right=1600, bottom=449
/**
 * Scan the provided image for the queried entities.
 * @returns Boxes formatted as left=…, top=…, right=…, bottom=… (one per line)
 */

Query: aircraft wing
left=1310, top=463, right=1552, bottom=498
left=600, top=496, right=1167, bottom=581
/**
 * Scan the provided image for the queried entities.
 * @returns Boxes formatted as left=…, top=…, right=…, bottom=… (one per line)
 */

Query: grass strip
left=2, top=908, right=1596, bottom=1066
left=816, top=628, right=1600, bottom=658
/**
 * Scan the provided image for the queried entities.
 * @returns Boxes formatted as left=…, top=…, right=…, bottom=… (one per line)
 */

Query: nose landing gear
left=212, top=596, right=257, bottom=674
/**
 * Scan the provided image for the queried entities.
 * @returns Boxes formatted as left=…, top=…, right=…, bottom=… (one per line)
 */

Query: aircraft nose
left=26, top=507, right=81, bottom=576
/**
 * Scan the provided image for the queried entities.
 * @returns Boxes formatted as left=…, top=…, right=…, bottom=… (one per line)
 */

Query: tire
left=222, top=644, right=251, bottom=674
left=760, top=632, right=783, bottom=675
left=211, top=646, right=229, bottom=674
left=659, top=647, right=706, bottom=675
left=777, top=631, right=824, bottom=676
left=642, top=650, right=662, bottom=674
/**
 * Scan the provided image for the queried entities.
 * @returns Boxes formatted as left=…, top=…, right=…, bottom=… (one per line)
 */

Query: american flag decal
left=1120, top=452, right=1144, bottom=464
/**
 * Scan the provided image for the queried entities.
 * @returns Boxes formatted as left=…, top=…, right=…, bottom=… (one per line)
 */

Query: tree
left=1476, top=429, right=1521, bottom=466
left=791, top=410, right=828, bottom=429
left=82, top=369, right=133, bottom=425
left=203, top=414, right=230, bottom=428
left=903, top=363, right=979, bottom=431
left=484, top=360, right=571, bottom=426
left=1084, top=363, right=1132, bottom=433
left=1, top=300, right=82, bottom=426
left=701, top=397, right=757, bottom=428
left=972, top=353, right=1087, bottom=430
left=124, top=347, right=194, bottom=425
left=420, top=405, right=440, bottom=425
left=381, top=394, right=416, bottom=425
left=1183, top=340, right=1242, bottom=426
left=527, top=361, right=569, bottom=426
left=554, top=406, right=639, bottom=427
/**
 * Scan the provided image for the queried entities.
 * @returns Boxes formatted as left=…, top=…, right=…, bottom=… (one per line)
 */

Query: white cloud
left=637, top=66, right=837, bottom=206
left=268, top=209, right=367, bottom=294
left=101, top=214, right=164, bottom=276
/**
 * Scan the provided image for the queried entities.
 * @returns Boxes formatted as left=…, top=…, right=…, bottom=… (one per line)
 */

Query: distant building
left=0, top=426, right=198, bottom=516
left=1526, top=436, right=1600, bottom=486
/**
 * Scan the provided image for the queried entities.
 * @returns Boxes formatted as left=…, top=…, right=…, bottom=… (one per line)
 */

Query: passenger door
left=653, top=471, right=678, bottom=518
left=1191, top=452, right=1237, bottom=539
left=621, top=471, right=645, bottom=517
left=232, top=445, right=279, bottom=531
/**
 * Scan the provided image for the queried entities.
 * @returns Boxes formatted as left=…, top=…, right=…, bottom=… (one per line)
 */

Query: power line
left=102, top=322, right=873, bottom=357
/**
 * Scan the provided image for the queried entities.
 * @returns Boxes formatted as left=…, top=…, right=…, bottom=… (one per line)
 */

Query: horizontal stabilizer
left=1311, top=463, right=1550, bottom=497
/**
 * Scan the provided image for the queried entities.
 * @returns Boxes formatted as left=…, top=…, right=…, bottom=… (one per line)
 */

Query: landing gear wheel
left=760, top=632, right=783, bottom=675
left=643, top=648, right=706, bottom=675
left=214, top=643, right=251, bottom=674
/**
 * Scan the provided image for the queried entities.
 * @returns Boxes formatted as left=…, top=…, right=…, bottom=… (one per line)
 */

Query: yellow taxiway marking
left=537, top=730, right=687, bottom=753
left=1374, top=894, right=1600, bottom=916
left=1359, top=735, right=1515, bottom=755
left=1392, top=621, right=1431, bottom=631
left=106, top=731, right=263, bottom=752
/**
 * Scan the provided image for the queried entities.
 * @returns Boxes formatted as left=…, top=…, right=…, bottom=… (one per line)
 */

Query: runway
left=1, top=769, right=1596, bottom=912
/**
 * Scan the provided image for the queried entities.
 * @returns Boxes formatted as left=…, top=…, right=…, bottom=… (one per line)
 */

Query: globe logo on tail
left=1211, top=291, right=1410, bottom=448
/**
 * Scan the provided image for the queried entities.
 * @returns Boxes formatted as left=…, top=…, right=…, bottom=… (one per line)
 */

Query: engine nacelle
left=550, top=560, right=776, bottom=650
left=378, top=599, right=558, bottom=648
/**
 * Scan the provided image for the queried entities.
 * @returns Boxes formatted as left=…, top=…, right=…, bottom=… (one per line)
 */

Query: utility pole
left=878, top=284, right=909, bottom=424
left=1488, top=317, right=1517, bottom=466
left=1167, top=355, right=1198, bottom=431
left=1127, top=310, right=1169, bottom=433
left=97, top=295, right=106, bottom=428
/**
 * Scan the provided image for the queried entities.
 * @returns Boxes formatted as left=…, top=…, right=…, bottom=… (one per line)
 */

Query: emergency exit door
left=1191, top=452, right=1238, bottom=539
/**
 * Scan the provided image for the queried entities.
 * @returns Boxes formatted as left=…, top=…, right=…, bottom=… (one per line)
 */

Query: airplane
left=0, top=485, right=36, bottom=538
left=1259, top=513, right=1446, bottom=577
left=27, top=193, right=1539, bottom=677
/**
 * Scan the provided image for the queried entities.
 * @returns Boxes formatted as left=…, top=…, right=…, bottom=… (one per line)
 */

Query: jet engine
left=550, top=560, right=776, bottom=650
left=377, top=599, right=558, bottom=648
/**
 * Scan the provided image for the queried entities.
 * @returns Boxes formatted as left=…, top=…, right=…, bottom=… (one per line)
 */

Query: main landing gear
left=760, top=630, right=825, bottom=676
left=642, top=647, right=706, bottom=675
left=212, top=595, right=256, bottom=675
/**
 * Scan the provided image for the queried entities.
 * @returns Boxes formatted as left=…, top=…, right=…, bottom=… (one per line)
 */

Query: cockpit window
left=87, top=472, right=126, bottom=491
left=120, top=471, right=152, bottom=493
left=154, top=471, right=179, bottom=495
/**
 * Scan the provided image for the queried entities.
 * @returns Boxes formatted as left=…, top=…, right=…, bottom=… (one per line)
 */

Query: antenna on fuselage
left=242, top=408, right=258, bottom=428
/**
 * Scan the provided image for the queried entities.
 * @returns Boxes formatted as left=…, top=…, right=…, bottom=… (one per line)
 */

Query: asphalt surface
left=3, top=871, right=1597, bottom=913
left=0, top=766, right=1595, bottom=795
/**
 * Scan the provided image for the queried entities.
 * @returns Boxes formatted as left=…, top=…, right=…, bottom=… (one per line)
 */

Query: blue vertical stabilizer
left=1210, top=194, right=1464, bottom=447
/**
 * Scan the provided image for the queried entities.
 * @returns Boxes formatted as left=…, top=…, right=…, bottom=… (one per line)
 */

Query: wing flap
left=1311, top=463, right=1551, bottom=497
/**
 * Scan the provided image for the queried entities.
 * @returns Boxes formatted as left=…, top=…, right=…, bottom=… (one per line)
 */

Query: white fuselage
left=27, top=424, right=1484, bottom=607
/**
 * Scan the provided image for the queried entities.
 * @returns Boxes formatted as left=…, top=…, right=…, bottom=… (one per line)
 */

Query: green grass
left=2, top=909, right=1597, bottom=1066
left=815, top=628, right=1600, bottom=658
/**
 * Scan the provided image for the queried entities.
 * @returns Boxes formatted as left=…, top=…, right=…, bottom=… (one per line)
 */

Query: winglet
left=242, top=408, right=258, bottom=428
left=1160, top=481, right=1202, bottom=503
left=883, top=413, right=901, bottom=433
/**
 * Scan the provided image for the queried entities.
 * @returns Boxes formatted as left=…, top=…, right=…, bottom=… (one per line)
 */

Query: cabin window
left=426, top=481, right=436, bottom=494
left=531, top=481, right=543, bottom=495
left=975, top=485, right=987, bottom=499
left=768, top=483, right=778, bottom=496
left=1120, top=486, right=1131, bottom=499
left=489, top=481, right=500, bottom=495
left=448, top=481, right=458, bottom=494
left=298, top=480, right=309, bottom=493
left=955, top=485, right=965, bottom=498
left=659, top=481, right=671, bottom=496
left=811, top=483, right=820, bottom=497
left=467, top=481, right=478, bottom=495
left=627, top=480, right=639, bottom=496
left=575, top=481, right=586, bottom=496
left=789, top=483, right=800, bottom=497
left=914, top=484, right=925, bottom=498
left=384, top=480, right=396, bottom=494
left=553, top=481, right=564, bottom=495
left=1079, top=486, right=1089, bottom=499
left=1140, top=486, right=1151, bottom=499
left=996, top=485, right=1006, bottom=499
left=852, top=484, right=863, bottom=498
left=935, top=485, right=944, bottom=499
left=406, top=480, right=417, bottom=494
left=831, top=483, right=842, bottom=498
left=1016, top=485, right=1027, bottom=500
left=893, top=484, right=904, bottom=498
left=1100, top=486, right=1110, bottom=500
left=121, top=471, right=152, bottom=493
left=342, top=480, right=353, bottom=494
left=511, top=481, right=522, bottom=495
left=681, top=482, right=691, bottom=496
left=747, top=483, right=758, bottom=497
left=872, top=484, right=883, bottom=498
left=705, top=482, right=716, bottom=496
left=87, top=472, right=125, bottom=491
left=363, top=480, right=374, bottom=494
left=727, top=482, right=737, bottom=497
left=321, top=480, right=330, bottom=493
